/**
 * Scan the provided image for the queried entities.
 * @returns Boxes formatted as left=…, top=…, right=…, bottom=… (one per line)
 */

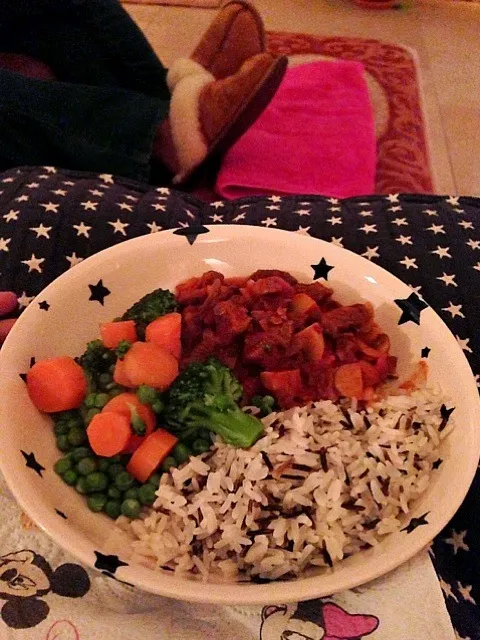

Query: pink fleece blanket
left=216, top=60, right=376, bottom=199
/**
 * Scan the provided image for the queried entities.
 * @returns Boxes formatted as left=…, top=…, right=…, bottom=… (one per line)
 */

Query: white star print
left=330, top=237, right=344, bottom=248
left=66, top=253, right=84, bottom=268
left=457, top=582, right=475, bottom=604
left=459, top=220, right=474, bottom=230
left=210, top=214, right=223, bottom=223
left=410, top=285, right=424, bottom=297
left=359, top=210, right=373, bottom=217
left=177, top=221, right=189, bottom=228
left=81, top=201, right=98, bottom=211
left=428, top=224, right=445, bottom=235
left=396, top=235, right=412, bottom=245
left=261, top=217, right=277, bottom=227
left=360, top=223, right=377, bottom=234
left=151, top=203, right=166, bottom=212
left=327, top=216, right=342, bottom=225
left=388, top=205, right=402, bottom=212
left=327, top=198, right=339, bottom=204
left=125, top=195, right=138, bottom=201
left=437, top=272, right=457, bottom=287
left=362, top=246, right=379, bottom=260
left=2, top=177, right=14, bottom=183
left=51, top=189, right=67, bottom=197
left=266, top=205, right=280, bottom=211
left=211, top=201, right=224, bottom=209
left=467, top=239, right=480, bottom=250
left=446, top=196, right=459, bottom=206
left=15, top=195, right=29, bottom=203
left=99, top=174, right=114, bottom=184
left=296, top=226, right=310, bottom=236
left=108, top=219, right=129, bottom=236
left=43, top=166, right=56, bottom=173
left=399, top=256, right=418, bottom=269
left=431, top=246, right=452, bottom=259
left=456, top=336, right=472, bottom=353
left=26, top=182, right=39, bottom=189
left=233, top=212, right=246, bottom=222
left=22, top=253, right=45, bottom=273
left=239, top=204, right=250, bottom=209
left=3, top=209, right=19, bottom=222
left=89, top=189, right=103, bottom=197
left=38, top=174, right=49, bottom=180
left=393, top=217, right=408, bottom=226
left=295, top=209, right=310, bottom=216
left=386, top=194, right=400, bottom=203
left=439, top=578, right=458, bottom=602
left=423, top=208, right=438, bottom=216
left=185, top=209, right=195, bottom=219
left=269, top=195, right=282, bottom=203
left=329, top=206, right=341, bottom=212
left=474, top=262, right=480, bottom=272
left=442, top=302, right=465, bottom=318
left=17, top=292, right=34, bottom=308
left=117, top=202, right=133, bottom=212
left=63, top=181, right=75, bottom=186
left=30, top=224, right=52, bottom=239
left=156, top=187, right=170, bottom=195
left=444, top=529, right=469, bottom=554
left=40, top=202, right=59, bottom=213
left=0, top=238, right=11, bottom=252
left=73, top=222, right=91, bottom=238
left=147, top=221, right=162, bottom=233
left=476, top=374, right=480, bottom=389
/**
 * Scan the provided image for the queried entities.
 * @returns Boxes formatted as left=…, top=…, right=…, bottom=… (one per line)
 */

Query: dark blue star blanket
left=0, top=166, right=478, bottom=639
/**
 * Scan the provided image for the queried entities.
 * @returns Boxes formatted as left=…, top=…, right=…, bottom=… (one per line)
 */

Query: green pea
left=124, top=488, right=138, bottom=500
left=71, top=447, right=93, bottom=462
left=77, top=457, right=98, bottom=476
left=131, top=414, right=146, bottom=436
left=108, top=463, right=125, bottom=479
left=121, top=498, right=141, bottom=519
left=104, top=500, right=122, bottom=519
left=87, top=493, right=107, bottom=513
left=62, top=469, right=78, bottom=486
left=99, top=373, right=112, bottom=388
left=68, top=426, right=87, bottom=447
left=67, top=414, right=84, bottom=429
left=138, top=484, right=157, bottom=506
left=192, top=438, right=211, bottom=455
left=160, top=456, right=177, bottom=473
left=172, top=443, right=191, bottom=465
left=85, top=393, right=97, bottom=409
left=54, top=422, right=70, bottom=436
left=53, top=457, right=72, bottom=476
left=148, top=473, right=162, bottom=487
left=56, top=435, right=71, bottom=452
left=108, top=386, right=124, bottom=397
left=115, top=471, right=135, bottom=491
left=107, top=486, right=122, bottom=499
left=137, top=385, right=158, bottom=405
left=85, top=472, right=108, bottom=493
left=98, top=459, right=110, bottom=473
left=151, top=400, right=164, bottom=414
left=75, top=477, right=88, bottom=494
left=94, top=393, right=110, bottom=409
left=85, top=408, right=101, bottom=424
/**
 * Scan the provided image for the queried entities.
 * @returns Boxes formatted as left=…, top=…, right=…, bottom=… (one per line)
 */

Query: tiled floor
left=124, top=0, right=480, bottom=196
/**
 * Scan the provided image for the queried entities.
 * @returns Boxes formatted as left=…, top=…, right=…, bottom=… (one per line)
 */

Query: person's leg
left=1, top=0, right=169, bottom=98
left=0, top=68, right=169, bottom=182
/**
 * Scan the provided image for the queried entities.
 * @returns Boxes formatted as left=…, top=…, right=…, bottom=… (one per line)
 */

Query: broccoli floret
left=115, top=340, right=132, bottom=360
left=164, top=358, right=264, bottom=448
left=122, top=288, right=177, bottom=327
left=77, top=339, right=116, bottom=392
left=251, top=395, right=277, bottom=418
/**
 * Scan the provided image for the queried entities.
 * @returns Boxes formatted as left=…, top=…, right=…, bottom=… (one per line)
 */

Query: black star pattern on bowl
left=432, top=459, right=443, bottom=470
left=94, top=551, right=128, bottom=575
left=173, top=225, right=210, bottom=245
left=394, top=293, right=428, bottom=326
left=19, top=357, right=36, bottom=382
left=88, top=280, right=111, bottom=305
left=38, top=301, right=50, bottom=311
left=401, top=512, right=430, bottom=534
left=439, top=404, right=455, bottom=432
left=421, top=347, right=431, bottom=359
left=311, top=258, right=334, bottom=281
left=21, top=450, right=45, bottom=477
left=55, top=509, right=67, bottom=520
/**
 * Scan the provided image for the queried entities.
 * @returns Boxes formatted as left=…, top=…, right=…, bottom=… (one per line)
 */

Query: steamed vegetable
left=126, top=428, right=178, bottom=483
left=27, top=357, right=87, bottom=412
left=77, top=339, right=116, bottom=391
left=164, top=358, right=264, bottom=448
left=86, top=412, right=131, bottom=457
left=145, top=312, right=182, bottom=359
left=123, top=341, right=179, bottom=390
left=122, top=288, right=177, bottom=329
left=100, top=320, right=137, bottom=349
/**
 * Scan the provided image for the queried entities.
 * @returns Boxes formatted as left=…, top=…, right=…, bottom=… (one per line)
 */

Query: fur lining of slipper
left=167, top=58, right=209, bottom=92
left=168, top=70, right=215, bottom=184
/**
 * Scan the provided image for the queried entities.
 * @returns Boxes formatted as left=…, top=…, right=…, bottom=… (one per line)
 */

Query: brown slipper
left=167, top=1, right=266, bottom=92
left=168, top=52, right=288, bottom=186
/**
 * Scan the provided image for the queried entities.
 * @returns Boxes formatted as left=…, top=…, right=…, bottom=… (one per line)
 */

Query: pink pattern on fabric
left=45, top=619, right=80, bottom=639
left=323, top=603, right=379, bottom=639
left=216, top=60, right=376, bottom=199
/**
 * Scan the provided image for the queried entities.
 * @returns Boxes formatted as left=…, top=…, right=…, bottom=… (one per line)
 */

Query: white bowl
left=0, top=225, right=478, bottom=605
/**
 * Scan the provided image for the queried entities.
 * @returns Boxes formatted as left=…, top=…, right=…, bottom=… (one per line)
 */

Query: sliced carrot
left=334, top=363, right=364, bottom=398
left=288, top=293, right=320, bottom=324
left=100, top=320, right=137, bottom=349
left=86, top=411, right=132, bottom=457
left=123, top=341, right=179, bottom=391
left=102, top=392, right=156, bottom=452
left=358, top=360, right=381, bottom=387
left=113, top=358, right=136, bottom=388
left=27, top=356, right=87, bottom=413
left=126, top=428, right=178, bottom=483
left=293, top=323, right=325, bottom=362
left=145, top=312, right=182, bottom=359
left=357, top=333, right=390, bottom=358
